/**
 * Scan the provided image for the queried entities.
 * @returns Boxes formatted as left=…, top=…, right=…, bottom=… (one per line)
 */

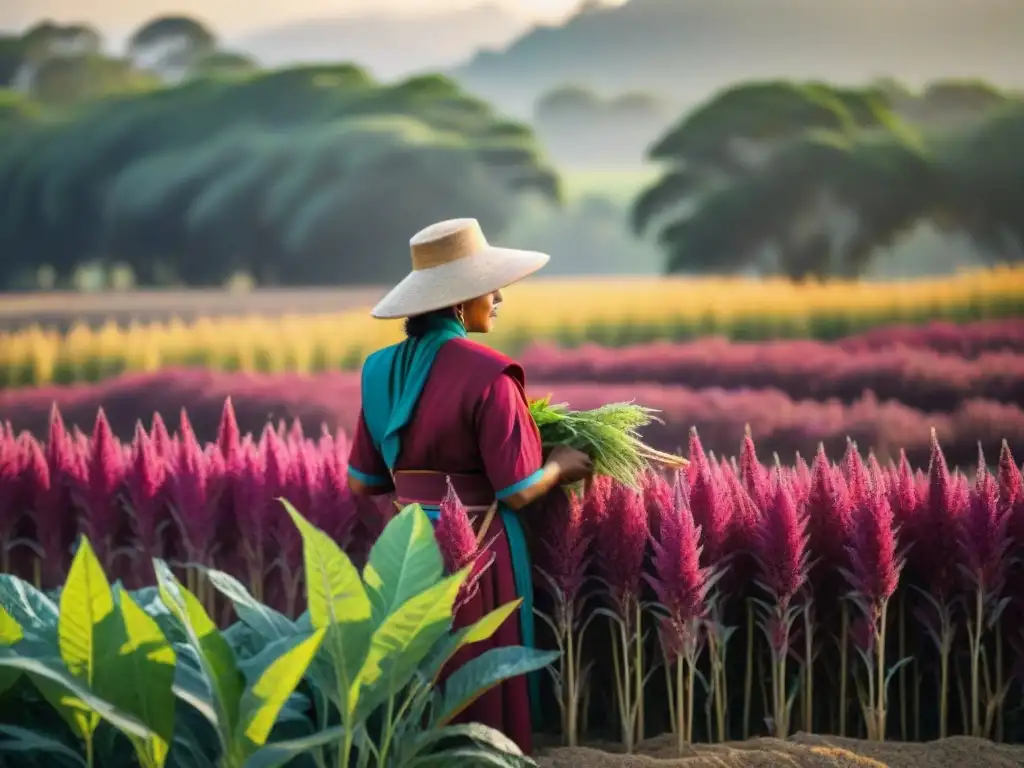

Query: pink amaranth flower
left=753, top=472, right=809, bottom=609
left=642, top=470, right=672, bottom=538
left=82, top=409, right=125, bottom=569
left=918, top=429, right=965, bottom=598
left=687, top=428, right=731, bottom=570
left=311, top=431, right=358, bottom=548
left=960, top=446, right=1010, bottom=595
left=125, top=422, right=168, bottom=584
left=435, top=478, right=492, bottom=611
left=843, top=440, right=868, bottom=509
left=596, top=481, right=649, bottom=613
left=887, top=450, right=920, bottom=538
left=740, top=430, right=769, bottom=513
left=646, top=472, right=714, bottom=638
left=806, top=443, right=852, bottom=588
left=169, top=418, right=214, bottom=565
left=150, top=412, right=173, bottom=459
left=216, top=397, right=241, bottom=460
left=581, top=473, right=612, bottom=543
left=844, top=466, right=901, bottom=609
left=537, top=490, right=591, bottom=608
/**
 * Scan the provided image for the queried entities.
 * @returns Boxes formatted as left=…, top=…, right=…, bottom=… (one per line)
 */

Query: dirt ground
left=536, top=733, right=1024, bottom=767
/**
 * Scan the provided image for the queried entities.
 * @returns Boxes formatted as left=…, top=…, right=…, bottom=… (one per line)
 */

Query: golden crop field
left=1, top=267, right=1022, bottom=388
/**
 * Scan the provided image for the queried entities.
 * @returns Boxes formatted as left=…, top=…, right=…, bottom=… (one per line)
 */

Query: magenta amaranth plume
left=83, top=409, right=125, bottom=566
left=436, top=477, right=478, bottom=575
left=845, top=468, right=901, bottom=609
left=646, top=471, right=712, bottom=629
left=843, top=440, right=868, bottom=508
left=687, top=428, right=731, bottom=568
left=537, top=490, right=590, bottom=607
left=740, top=430, right=768, bottom=513
left=125, top=422, right=167, bottom=580
left=961, top=447, right=1010, bottom=594
left=597, top=481, right=649, bottom=611
left=919, top=429, right=964, bottom=596
left=806, top=443, right=852, bottom=584
left=642, top=469, right=672, bottom=543
left=888, top=450, right=920, bottom=536
left=216, top=397, right=241, bottom=460
left=754, top=473, right=809, bottom=607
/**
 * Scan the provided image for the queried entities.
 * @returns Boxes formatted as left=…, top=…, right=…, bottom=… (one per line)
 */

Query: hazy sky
left=3, top=0, right=620, bottom=40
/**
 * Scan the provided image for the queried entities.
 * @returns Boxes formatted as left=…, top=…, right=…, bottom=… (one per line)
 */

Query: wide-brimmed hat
left=371, top=218, right=550, bottom=319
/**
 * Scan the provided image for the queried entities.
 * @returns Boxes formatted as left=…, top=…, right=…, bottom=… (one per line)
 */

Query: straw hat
left=371, top=218, right=550, bottom=319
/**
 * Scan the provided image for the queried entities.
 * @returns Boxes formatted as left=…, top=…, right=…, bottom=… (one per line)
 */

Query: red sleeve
left=347, top=410, right=394, bottom=490
left=475, top=372, right=545, bottom=500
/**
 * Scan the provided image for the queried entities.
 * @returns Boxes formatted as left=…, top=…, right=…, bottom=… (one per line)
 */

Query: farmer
left=346, top=218, right=593, bottom=753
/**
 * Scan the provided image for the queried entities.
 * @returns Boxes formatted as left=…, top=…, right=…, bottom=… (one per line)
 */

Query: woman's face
left=461, top=289, right=503, bottom=333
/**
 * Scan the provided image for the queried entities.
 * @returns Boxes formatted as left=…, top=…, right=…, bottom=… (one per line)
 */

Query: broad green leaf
left=324, top=620, right=375, bottom=719
left=409, top=722, right=525, bottom=759
left=421, top=600, right=522, bottom=683
left=203, top=569, right=295, bottom=642
left=241, top=725, right=346, bottom=768
left=362, top=504, right=443, bottom=619
left=354, top=570, right=466, bottom=720
left=94, top=586, right=177, bottom=768
left=0, top=575, right=59, bottom=634
left=171, top=662, right=219, bottom=725
left=281, top=499, right=371, bottom=627
left=407, top=747, right=530, bottom=767
left=238, top=626, right=326, bottom=750
left=0, top=651, right=154, bottom=740
left=154, top=559, right=244, bottom=741
left=0, top=724, right=87, bottom=767
left=0, top=604, right=23, bottom=697
left=434, top=646, right=560, bottom=726
left=59, top=536, right=114, bottom=740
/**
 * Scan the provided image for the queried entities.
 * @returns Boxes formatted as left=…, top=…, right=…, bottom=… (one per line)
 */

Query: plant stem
left=676, top=651, right=685, bottom=755
left=939, top=628, right=949, bottom=739
left=566, top=603, right=578, bottom=747
left=970, top=584, right=983, bottom=737
left=635, top=600, right=644, bottom=745
left=898, top=593, right=907, bottom=741
left=85, top=733, right=93, bottom=768
left=803, top=603, right=813, bottom=734
left=876, top=599, right=889, bottom=741
left=620, top=614, right=635, bottom=752
left=743, top=599, right=753, bottom=739
left=686, top=653, right=696, bottom=745
left=664, top=642, right=676, bottom=735
left=376, top=695, right=396, bottom=766
left=996, top=627, right=1004, bottom=742
left=839, top=601, right=848, bottom=737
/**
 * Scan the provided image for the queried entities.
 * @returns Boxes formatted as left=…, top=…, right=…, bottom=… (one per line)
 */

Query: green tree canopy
left=0, top=65, right=559, bottom=289
left=635, top=78, right=1022, bottom=279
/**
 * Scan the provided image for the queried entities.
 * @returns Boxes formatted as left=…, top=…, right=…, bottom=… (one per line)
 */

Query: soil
left=535, top=733, right=1024, bottom=767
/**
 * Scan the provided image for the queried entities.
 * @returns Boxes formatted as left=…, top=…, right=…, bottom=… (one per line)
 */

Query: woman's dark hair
left=404, top=307, right=458, bottom=337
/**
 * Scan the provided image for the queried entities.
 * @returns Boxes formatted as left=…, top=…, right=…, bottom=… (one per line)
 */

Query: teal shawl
left=360, top=314, right=467, bottom=470
left=359, top=313, right=541, bottom=726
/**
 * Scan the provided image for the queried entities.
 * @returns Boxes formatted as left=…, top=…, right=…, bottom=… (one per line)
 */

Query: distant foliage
left=520, top=329, right=1024, bottom=412
left=1, top=269, right=1021, bottom=389
left=0, top=65, right=558, bottom=289
left=636, top=78, right=1024, bottom=279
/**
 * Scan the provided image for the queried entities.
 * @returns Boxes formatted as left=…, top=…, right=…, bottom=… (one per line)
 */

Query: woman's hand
left=547, top=445, right=594, bottom=484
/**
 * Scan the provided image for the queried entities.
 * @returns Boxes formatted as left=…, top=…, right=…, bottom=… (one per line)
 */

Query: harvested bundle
left=529, top=395, right=687, bottom=489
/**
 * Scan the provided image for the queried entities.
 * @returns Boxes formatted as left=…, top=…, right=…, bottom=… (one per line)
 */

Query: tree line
left=634, top=79, right=1024, bottom=279
left=2, top=13, right=1023, bottom=287
left=0, top=62, right=558, bottom=289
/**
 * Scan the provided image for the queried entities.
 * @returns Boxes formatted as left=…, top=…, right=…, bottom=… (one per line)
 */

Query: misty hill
left=235, top=3, right=529, bottom=81
left=453, top=0, right=1024, bottom=118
